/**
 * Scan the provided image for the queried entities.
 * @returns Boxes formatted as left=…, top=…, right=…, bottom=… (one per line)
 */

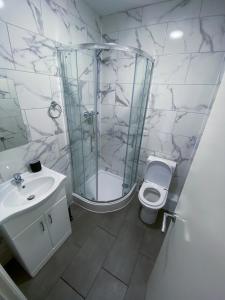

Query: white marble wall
left=101, top=0, right=225, bottom=207
left=0, top=0, right=101, bottom=200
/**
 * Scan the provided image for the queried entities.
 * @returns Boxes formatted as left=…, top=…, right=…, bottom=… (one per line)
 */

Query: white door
left=13, top=216, right=52, bottom=275
left=0, top=264, right=27, bottom=300
left=45, top=197, right=71, bottom=248
left=146, top=74, right=225, bottom=300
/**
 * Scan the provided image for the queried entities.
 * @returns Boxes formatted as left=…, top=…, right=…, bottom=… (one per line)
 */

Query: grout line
left=96, top=224, right=117, bottom=238
left=199, top=0, right=204, bottom=18
left=60, top=277, right=85, bottom=299
left=5, top=23, right=16, bottom=70
left=84, top=231, right=121, bottom=298
left=102, top=267, right=129, bottom=287
left=102, top=13, right=225, bottom=35
left=139, top=251, right=158, bottom=265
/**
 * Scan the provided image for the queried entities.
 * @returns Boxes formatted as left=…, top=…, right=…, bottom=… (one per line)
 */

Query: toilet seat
left=138, top=181, right=168, bottom=209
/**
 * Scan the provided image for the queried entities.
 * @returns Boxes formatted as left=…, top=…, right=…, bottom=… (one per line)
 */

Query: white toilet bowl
left=138, top=156, right=176, bottom=225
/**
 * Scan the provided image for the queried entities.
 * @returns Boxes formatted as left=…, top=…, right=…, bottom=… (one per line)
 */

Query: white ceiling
left=85, top=0, right=162, bottom=16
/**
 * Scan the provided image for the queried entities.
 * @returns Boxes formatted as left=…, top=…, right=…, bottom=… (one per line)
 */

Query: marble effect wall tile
left=102, top=32, right=118, bottom=43
left=165, top=17, right=225, bottom=54
left=115, top=83, right=132, bottom=107
left=70, top=0, right=101, bottom=35
left=99, top=54, right=117, bottom=84
left=8, top=25, right=58, bottom=75
left=173, top=111, right=206, bottom=137
left=77, top=52, right=94, bottom=81
left=164, top=19, right=202, bottom=54
left=86, top=27, right=101, bottom=43
left=0, top=0, right=43, bottom=34
left=117, top=57, right=135, bottom=83
left=118, top=24, right=167, bottom=56
left=200, top=0, right=225, bottom=17
left=25, top=107, right=65, bottom=140
left=114, top=106, right=130, bottom=127
left=41, top=0, right=94, bottom=46
left=142, top=0, right=202, bottom=25
left=0, top=21, right=14, bottom=69
left=101, top=7, right=143, bottom=33
left=6, top=70, right=53, bottom=109
left=100, top=83, right=115, bottom=105
left=142, top=130, right=196, bottom=160
left=41, top=0, right=72, bottom=44
left=150, top=84, right=215, bottom=113
left=0, top=135, right=59, bottom=181
left=101, top=104, right=114, bottom=134
left=153, top=54, right=190, bottom=84
left=139, top=24, right=167, bottom=56
left=145, top=109, right=177, bottom=133
left=186, top=52, right=225, bottom=84
left=199, top=16, right=225, bottom=52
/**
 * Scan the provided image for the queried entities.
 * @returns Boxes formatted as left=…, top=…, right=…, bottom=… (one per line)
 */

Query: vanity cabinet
left=1, top=184, right=71, bottom=277
left=13, top=215, right=52, bottom=275
left=45, top=197, right=71, bottom=248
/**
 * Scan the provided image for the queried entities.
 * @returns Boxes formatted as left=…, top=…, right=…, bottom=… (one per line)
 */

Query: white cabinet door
left=45, top=197, right=71, bottom=248
left=13, top=216, right=52, bottom=275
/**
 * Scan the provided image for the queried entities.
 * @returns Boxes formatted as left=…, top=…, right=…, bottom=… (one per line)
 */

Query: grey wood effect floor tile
left=46, top=279, right=83, bottom=300
left=70, top=210, right=100, bottom=247
left=140, top=228, right=164, bottom=261
left=6, top=236, right=79, bottom=300
left=124, top=255, right=154, bottom=300
left=104, top=220, right=145, bottom=284
left=86, top=269, right=127, bottom=300
left=62, top=227, right=114, bottom=297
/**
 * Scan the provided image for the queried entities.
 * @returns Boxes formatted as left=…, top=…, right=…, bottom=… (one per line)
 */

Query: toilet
left=138, top=156, right=176, bottom=224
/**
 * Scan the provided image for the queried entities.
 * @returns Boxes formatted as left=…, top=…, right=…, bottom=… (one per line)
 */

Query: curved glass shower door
left=59, top=49, right=98, bottom=201
left=58, top=43, right=154, bottom=209
left=123, top=56, right=153, bottom=196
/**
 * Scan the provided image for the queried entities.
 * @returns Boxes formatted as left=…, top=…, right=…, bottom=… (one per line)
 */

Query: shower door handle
left=131, top=135, right=135, bottom=148
left=90, top=134, right=93, bottom=152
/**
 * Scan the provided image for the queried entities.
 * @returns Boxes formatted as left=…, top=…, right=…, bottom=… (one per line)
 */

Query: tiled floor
left=5, top=196, right=165, bottom=300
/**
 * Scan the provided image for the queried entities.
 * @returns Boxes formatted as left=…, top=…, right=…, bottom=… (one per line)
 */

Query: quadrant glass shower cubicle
left=58, top=43, right=154, bottom=212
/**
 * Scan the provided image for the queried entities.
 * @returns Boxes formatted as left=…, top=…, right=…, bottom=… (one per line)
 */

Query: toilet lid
left=144, top=161, right=172, bottom=188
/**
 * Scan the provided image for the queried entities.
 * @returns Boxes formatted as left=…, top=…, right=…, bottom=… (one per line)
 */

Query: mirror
left=0, top=76, right=28, bottom=151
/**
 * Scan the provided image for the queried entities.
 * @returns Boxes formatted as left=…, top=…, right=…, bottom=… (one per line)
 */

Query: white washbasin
left=0, top=167, right=66, bottom=224
left=3, top=176, right=55, bottom=208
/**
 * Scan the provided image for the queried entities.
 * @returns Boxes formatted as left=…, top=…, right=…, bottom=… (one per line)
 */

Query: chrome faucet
left=12, top=173, right=24, bottom=185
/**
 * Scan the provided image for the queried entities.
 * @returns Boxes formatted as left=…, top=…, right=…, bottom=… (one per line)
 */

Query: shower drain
left=27, top=194, right=35, bottom=201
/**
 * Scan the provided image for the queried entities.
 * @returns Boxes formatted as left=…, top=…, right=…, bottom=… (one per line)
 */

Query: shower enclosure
left=58, top=43, right=154, bottom=212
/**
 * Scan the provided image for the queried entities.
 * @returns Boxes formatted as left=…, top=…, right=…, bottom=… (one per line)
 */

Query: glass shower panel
left=59, top=50, right=85, bottom=196
left=123, top=56, right=153, bottom=195
left=131, top=60, right=153, bottom=185
left=77, top=50, right=98, bottom=201
left=98, top=49, right=136, bottom=201
left=59, top=49, right=97, bottom=201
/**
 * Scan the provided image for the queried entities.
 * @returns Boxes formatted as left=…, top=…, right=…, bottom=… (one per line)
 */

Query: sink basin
left=0, top=166, right=66, bottom=224
left=3, top=176, right=55, bottom=208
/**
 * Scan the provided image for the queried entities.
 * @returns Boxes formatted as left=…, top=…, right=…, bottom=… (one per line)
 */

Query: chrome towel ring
left=48, top=101, right=62, bottom=119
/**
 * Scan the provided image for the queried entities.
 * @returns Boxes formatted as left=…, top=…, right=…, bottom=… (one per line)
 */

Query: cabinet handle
left=48, top=214, right=53, bottom=224
left=40, top=221, right=45, bottom=232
